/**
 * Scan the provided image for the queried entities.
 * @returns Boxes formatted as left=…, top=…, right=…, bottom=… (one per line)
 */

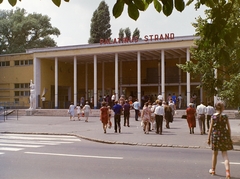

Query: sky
left=0, top=0, right=206, bottom=47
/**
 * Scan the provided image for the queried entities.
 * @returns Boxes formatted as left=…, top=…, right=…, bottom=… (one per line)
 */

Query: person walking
left=132, top=99, right=140, bottom=121
left=186, top=103, right=196, bottom=134
left=164, top=102, right=173, bottom=129
left=82, top=101, right=91, bottom=122
left=68, top=102, right=75, bottom=121
left=141, top=102, right=151, bottom=134
left=196, top=101, right=207, bottom=134
left=206, top=102, right=215, bottom=132
left=100, top=102, right=109, bottom=133
left=123, top=100, right=131, bottom=127
left=177, top=94, right=183, bottom=109
left=76, top=103, right=81, bottom=121
left=112, top=100, right=122, bottom=133
left=207, top=101, right=233, bottom=179
left=154, top=100, right=165, bottom=135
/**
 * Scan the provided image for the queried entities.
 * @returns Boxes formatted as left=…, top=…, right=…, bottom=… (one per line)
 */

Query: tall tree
left=118, top=28, right=124, bottom=39
left=0, top=8, right=60, bottom=54
left=178, top=1, right=240, bottom=107
left=132, top=28, right=140, bottom=39
left=124, top=27, right=131, bottom=39
left=88, top=1, right=112, bottom=44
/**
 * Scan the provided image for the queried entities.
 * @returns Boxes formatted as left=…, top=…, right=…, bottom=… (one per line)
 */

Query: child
left=76, top=103, right=81, bottom=121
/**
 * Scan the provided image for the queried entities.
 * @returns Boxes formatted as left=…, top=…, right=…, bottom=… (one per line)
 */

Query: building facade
left=0, top=35, right=208, bottom=109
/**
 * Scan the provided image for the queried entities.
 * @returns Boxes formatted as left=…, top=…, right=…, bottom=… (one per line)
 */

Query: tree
left=0, top=0, right=69, bottom=7
left=124, top=27, right=131, bottom=39
left=0, top=8, right=60, bottom=54
left=132, top=28, right=140, bottom=39
left=88, top=1, right=112, bottom=44
left=177, top=1, right=240, bottom=108
left=118, top=28, right=124, bottom=39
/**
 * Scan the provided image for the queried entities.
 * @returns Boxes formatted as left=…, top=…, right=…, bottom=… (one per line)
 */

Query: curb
left=1, top=131, right=240, bottom=151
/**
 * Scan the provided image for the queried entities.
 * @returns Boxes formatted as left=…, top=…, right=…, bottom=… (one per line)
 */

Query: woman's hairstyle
left=102, top=101, right=106, bottom=106
left=215, top=101, right=224, bottom=113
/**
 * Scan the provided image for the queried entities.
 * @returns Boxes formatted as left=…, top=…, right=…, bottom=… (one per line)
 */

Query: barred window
left=14, top=59, right=33, bottom=66
left=0, top=61, right=10, bottom=67
left=15, top=83, right=30, bottom=89
left=14, top=91, right=29, bottom=96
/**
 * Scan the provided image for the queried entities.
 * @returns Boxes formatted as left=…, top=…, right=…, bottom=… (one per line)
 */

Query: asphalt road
left=0, top=133, right=240, bottom=179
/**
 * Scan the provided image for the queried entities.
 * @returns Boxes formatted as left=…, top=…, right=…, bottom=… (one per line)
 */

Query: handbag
left=67, top=110, right=70, bottom=114
left=181, top=115, right=187, bottom=119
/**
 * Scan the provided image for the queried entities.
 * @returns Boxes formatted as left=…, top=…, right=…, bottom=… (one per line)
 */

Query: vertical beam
left=120, top=60, right=123, bottom=96
left=85, top=63, right=88, bottom=101
left=74, top=56, right=77, bottom=105
left=161, top=50, right=165, bottom=101
left=102, top=62, right=105, bottom=98
left=115, top=53, right=119, bottom=100
left=94, top=55, right=97, bottom=109
left=33, top=57, right=41, bottom=109
left=158, top=59, right=161, bottom=94
left=186, top=48, right=191, bottom=106
left=178, top=58, right=182, bottom=95
left=137, top=51, right=141, bottom=107
left=54, top=57, right=58, bottom=109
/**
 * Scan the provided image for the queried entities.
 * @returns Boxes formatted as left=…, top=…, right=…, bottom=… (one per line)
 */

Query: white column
left=33, top=57, right=41, bottom=109
left=74, top=56, right=77, bottom=106
left=137, top=51, right=141, bottom=106
left=161, top=50, right=165, bottom=101
left=178, top=58, right=182, bottom=95
left=120, top=60, right=123, bottom=96
left=102, top=62, right=105, bottom=98
left=94, top=55, right=97, bottom=109
left=85, top=63, right=88, bottom=101
left=54, top=57, right=58, bottom=109
left=115, top=53, right=119, bottom=100
left=186, top=48, right=191, bottom=106
left=158, top=59, right=161, bottom=94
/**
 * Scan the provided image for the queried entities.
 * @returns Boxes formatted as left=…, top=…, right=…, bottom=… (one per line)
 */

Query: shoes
left=209, top=169, right=215, bottom=175
left=226, top=170, right=230, bottom=179
left=85, top=120, right=88, bottom=122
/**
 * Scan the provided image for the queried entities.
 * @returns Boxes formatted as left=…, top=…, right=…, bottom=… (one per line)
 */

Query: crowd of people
left=69, top=98, right=233, bottom=179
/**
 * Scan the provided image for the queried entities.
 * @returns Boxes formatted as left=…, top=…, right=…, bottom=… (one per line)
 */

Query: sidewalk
left=0, top=115, right=240, bottom=151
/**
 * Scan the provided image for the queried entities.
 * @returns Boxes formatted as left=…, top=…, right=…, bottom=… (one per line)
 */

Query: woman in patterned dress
left=207, top=101, right=233, bottom=179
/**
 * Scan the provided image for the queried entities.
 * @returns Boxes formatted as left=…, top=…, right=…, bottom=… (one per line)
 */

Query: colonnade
left=33, top=48, right=193, bottom=109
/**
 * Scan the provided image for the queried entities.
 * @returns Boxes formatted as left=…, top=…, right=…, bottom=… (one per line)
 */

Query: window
left=14, top=59, right=33, bottom=66
left=14, top=91, right=29, bottom=96
left=15, top=83, right=30, bottom=89
left=0, top=61, right=10, bottom=67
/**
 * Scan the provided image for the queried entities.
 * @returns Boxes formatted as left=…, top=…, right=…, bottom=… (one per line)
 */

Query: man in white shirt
left=111, top=93, right=116, bottom=107
left=154, top=100, right=165, bottom=135
left=157, top=93, right=163, bottom=101
left=132, top=99, right=140, bottom=121
left=196, top=102, right=207, bottom=135
left=206, top=102, right=215, bottom=132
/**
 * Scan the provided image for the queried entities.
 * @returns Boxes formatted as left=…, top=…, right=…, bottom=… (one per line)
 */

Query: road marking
left=0, top=139, right=73, bottom=145
left=1, top=134, right=78, bottom=139
left=0, top=135, right=80, bottom=141
left=222, top=162, right=240, bottom=165
left=25, top=152, right=123, bottom=160
left=0, top=152, right=4, bottom=155
left=0, top=147, right=23, bottom=151
left=0, top=143, right=43, bottom=148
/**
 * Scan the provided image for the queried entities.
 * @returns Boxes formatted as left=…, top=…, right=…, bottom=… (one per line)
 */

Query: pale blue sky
left=1, top=0, right=206, bottom=46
